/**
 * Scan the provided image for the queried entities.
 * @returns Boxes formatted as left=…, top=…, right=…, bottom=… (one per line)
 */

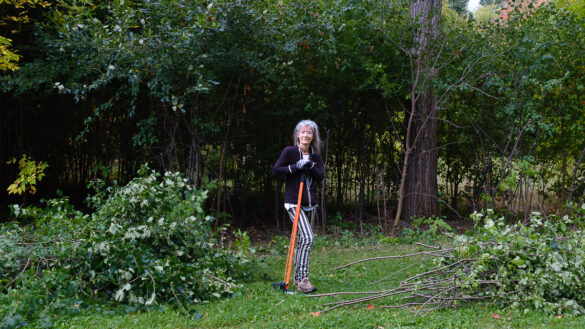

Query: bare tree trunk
left=392, top=104, right=415, bottom=237
left=375, top=149, right=382, bottom=230
left=274, top=182, right=280, bottom=231
left=336, top=152, right=343, bottom=214
left=358, top=145, right=366, bottom=235
left=321, top=129, right=330, bottom=235
left=188, top=135, right=198, bottom=186
left=383, top=164, right=389, bottom=235
left=520, top=175, right=528, bottom=225
left=214, top=109, right=232, bottom=231
left=561, top=148, right=567, bottom=216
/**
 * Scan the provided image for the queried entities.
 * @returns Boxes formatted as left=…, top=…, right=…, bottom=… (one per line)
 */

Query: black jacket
left=272, top=145, right=325, bottom=207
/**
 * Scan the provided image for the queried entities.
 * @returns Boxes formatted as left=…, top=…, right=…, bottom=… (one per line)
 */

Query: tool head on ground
left=272, top=282, right=295, bottom=294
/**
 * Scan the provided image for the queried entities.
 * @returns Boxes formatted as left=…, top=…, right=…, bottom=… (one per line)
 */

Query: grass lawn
left=50, top=242, right=583, bottom=329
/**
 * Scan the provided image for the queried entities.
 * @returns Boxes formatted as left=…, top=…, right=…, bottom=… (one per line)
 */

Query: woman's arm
left=272, top=147, right=298, bottom=177
left=308, top=153, right=325, bottom=181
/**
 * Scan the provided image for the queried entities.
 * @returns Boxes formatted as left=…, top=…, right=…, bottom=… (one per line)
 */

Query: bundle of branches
left=1, top=166, right=260, bottom=325
left=310, top=210, right=585, bottom=316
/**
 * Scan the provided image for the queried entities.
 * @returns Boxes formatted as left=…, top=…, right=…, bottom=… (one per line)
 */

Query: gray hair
left=292, top=119, right=321, bottom=154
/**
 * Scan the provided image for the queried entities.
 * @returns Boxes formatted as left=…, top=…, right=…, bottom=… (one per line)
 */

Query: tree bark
left=403, top=92, right=440, bottom=221
left=391, top=0, right=442, bottom=236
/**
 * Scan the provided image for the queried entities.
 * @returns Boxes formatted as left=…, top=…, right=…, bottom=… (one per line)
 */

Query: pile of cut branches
left=1, top=166, right=259, bottom=326
left=310, top=210, right=585, bottom=316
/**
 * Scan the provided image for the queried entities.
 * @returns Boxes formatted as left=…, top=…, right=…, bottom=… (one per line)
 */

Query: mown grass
left=48, top=242, right=583, bottom=329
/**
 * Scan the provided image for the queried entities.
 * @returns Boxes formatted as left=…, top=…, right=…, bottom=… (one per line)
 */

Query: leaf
left=492, top=313, right=501, bottom=319
left=367, top=304, right=375, bottom=310
left=145, top=291, right=156, bottom=305
left=310, top=312, right=321, bottom=317
left=551, top=262, right=563, bottom=272
left=115, top=289, right=125, bottom=301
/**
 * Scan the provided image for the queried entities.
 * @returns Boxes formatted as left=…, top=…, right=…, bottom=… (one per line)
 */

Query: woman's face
left=298, top=124, right=314, bottom=145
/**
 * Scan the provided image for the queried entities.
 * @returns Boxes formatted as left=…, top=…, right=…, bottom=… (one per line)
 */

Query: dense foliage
left=2, top=0, right=583, bottom=229
left=1, top=166, right=259, bottom=326
left=456, top=209, right=585, bottom=315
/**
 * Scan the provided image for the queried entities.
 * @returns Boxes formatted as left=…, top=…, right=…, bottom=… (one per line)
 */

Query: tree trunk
left=337, top=151, right=343, bottom=213
left=382, top=168, right=389, bottom=235
left=403, top=92, right=440, bottom=221
left=214, top=109, right=232, bottom=231
left=321, top=129, right=330, bottom=235
left=391, top=0, right=442, bottom=236
left=375, top=150, right=382, bottom=230
left=561, top=148, right=567, bottom=216
left=275, top=181, right=280, bottom=231
left=358, top=145, right=366, bottom=235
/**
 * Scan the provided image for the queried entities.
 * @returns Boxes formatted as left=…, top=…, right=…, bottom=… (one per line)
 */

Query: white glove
left=296, top=159, right=311, bottom=169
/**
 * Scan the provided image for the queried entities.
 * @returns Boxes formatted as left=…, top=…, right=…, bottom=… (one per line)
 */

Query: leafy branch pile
left=314, top=209, right=585, bottom=316
left=1, top=166, right=258, bottom=326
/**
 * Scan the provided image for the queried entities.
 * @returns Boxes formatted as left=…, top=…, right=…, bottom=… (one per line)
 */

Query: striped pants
left=286, top=206, right=315, bottom=281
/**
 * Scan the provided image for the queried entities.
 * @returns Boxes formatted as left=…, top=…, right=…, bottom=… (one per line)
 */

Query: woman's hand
left=296, top=159, right=312, bottom=169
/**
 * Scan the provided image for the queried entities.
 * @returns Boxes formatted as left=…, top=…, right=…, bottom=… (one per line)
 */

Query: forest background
left=1, top=0, right=585, bottom=235
left=3, top=0, right=585, bottom=326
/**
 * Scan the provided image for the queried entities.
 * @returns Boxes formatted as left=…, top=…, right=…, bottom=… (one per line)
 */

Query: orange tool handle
left=283, top=181, right=304, bottom=290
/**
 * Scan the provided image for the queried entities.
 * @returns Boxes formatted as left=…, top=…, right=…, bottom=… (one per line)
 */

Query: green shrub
left=1, top=165, right=258, bottom=326
left=398, top=215, right=453, bottom=244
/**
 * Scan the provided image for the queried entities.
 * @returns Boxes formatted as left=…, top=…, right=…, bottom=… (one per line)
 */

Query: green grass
left=46, top=243, right=583, bottom=329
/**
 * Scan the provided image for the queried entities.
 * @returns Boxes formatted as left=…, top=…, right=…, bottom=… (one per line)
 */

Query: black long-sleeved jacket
left=272, top=145, right=325, bottom=207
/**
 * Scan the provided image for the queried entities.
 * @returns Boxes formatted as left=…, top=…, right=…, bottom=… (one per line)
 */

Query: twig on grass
left=414, top=242, right=441, bottom=249
left=368, top=257, right=429, bottom=285
left=306, top=290, right=389, bottom=298
left=335, top=250, right=452, bottom=270
left=171, top=283, right=190, bottom=316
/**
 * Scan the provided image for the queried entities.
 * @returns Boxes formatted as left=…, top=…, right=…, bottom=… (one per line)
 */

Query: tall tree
left=392, top=0, right=442, bottom=235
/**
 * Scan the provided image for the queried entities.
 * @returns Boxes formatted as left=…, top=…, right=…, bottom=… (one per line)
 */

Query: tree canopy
left=1, top=0, right=584, bottom=231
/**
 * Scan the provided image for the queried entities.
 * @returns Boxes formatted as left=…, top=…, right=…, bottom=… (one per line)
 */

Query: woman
left=272, top=119, right=325, bottom=293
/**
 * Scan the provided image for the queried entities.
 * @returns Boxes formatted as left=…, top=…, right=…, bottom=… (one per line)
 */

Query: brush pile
left=311, top=210, right=585, bottom=316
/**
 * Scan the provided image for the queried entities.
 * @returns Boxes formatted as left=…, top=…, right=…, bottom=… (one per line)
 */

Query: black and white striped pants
left=286, top=206, right=315, bottom=281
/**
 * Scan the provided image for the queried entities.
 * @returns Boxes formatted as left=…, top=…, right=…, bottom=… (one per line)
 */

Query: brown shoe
left=293, top=278, right=317, bottom=293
